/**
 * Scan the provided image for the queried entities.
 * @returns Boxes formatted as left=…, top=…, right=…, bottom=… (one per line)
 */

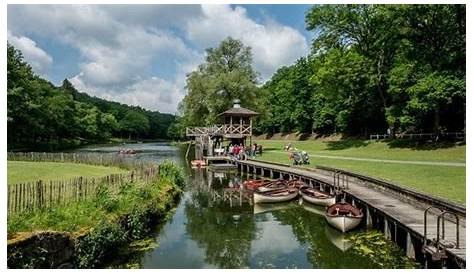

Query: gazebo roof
left=218, top=99, right=259, bottom=117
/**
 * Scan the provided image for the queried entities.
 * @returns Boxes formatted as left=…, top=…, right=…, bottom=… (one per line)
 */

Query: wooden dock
left=233, top=159, right=466, bottom=268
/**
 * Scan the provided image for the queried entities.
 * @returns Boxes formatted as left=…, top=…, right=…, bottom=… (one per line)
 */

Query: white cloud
left=186, top=5, right=309, bottom=80
left=251, top=218, right=299, bottom=255
left=7, top=4, right=309, bottom=113
left=70, top=74, right=185, bottom=114
left=7, top=31, right=53, bottom=75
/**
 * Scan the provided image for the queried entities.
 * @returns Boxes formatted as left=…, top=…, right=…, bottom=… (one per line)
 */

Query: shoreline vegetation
left=7, top=153, right=185, bottom=268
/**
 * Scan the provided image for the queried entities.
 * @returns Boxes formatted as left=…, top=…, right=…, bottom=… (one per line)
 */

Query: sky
left=7, top=4, right=314, bottom=114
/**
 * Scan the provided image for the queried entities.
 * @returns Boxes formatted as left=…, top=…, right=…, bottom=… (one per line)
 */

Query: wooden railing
left=186, top=124, right=252, bottom=136
left=369, top=132, right=465, bottom=140
left=223, top=124, right=251, bottom=135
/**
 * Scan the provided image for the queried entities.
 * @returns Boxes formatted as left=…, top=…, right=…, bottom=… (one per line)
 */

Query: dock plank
left=235, top=159, right=466, bottom=262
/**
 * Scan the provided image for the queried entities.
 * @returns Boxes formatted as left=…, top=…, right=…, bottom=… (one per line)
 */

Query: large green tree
left=179, top=37, right=261, bottom=127
left=257, top=4, right=465, bottom=137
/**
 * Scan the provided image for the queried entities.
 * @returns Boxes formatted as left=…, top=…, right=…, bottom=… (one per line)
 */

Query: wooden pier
left=232, top=159, right=466, bottom=268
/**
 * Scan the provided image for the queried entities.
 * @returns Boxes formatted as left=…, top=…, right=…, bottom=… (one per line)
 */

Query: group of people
left=224, top=142, right=263, bottom=160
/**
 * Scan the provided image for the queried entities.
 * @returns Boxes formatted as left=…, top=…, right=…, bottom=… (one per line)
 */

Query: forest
left=177, top=4, right=466, bottom=137
left=7, top=4, right=466, bottom=147
left=7, top=44, right=176, bottom=151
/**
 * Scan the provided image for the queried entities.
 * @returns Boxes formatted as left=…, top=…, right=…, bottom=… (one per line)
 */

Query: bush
left=94, top=183, right=119, bottom=212
left=159, top=161, right=185, bottom=188
left=75, top=221, right=127, bottom=268
left=125, top=207, right=153, bottom=240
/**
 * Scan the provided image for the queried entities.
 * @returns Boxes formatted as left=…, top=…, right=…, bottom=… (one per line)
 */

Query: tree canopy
left=256, top=4, right=465, bottom=136
left=7, top=43, right=176, bottom=150
left=179, top=37, right=262, bottom=127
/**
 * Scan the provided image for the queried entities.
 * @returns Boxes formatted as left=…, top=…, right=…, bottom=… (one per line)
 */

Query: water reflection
left=140, top=166, right=385, bottom=268
left=84, top=144, right=400, bottom=268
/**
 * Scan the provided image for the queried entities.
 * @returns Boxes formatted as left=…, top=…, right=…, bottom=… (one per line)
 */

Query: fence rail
left=369, top=132, right=465, bottom=140
left=7, top=152, right=160, bottom=215
left=7, top=167, right=160, bottom=215
left=7, top=152, right=153, bottom=170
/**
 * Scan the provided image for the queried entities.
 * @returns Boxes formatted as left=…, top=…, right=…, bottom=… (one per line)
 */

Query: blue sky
left=7, top=4, right=314, bottom=113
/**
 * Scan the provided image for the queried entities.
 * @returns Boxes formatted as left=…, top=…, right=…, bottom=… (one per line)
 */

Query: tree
left=179, top=37, right=261, bottom=127
left=119, top=110, right=150, bottom=139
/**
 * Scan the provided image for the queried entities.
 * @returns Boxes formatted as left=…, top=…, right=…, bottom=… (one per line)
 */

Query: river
left=78, top=142, right=410, bottom=269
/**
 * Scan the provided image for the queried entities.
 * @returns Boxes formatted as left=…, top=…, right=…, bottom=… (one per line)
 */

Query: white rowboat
left=300, top=186, right=336, bottom=207
left=253, top=188, right=299, bottom=204
left=325, top=203, right=363, bottom=233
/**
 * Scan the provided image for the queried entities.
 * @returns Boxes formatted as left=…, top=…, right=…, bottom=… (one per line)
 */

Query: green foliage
left=7, top=44, right=176, bottom=151
left=94, top=183, right=119, bottom=212
left=125, top=207, right=153, bottom=240
left=349, top=231, right=419, bottom=268
left=257, top=5, right=465, bottom=136
left=159, top=160, right=185, bottom=188
left=119, top=110, right=150, bottom=139
left=178, top=37, right=262, bottom=128
left=75, top=221, right=128, bottom=268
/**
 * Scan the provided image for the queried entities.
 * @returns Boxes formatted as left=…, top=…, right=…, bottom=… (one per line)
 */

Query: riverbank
left=7, top=157, right=185, bottom=268
left=254, top=139, right=465, bottom=204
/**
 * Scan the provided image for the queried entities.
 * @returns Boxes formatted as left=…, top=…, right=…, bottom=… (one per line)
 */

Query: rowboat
left=253, top=188, right=299, bottom=204
left=243, top=179, right=271, bottom=191
left=286, top=179, right=306, bottom=189
left=257, top=179, right=287, bottom=192
left=191, top=159, right=206, bottom=167
left=300, top=186, right=336, bottom=206
left=325, top=203, right=363, bottom=233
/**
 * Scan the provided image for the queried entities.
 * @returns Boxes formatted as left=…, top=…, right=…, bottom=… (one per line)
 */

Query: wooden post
left=406, top=232, right=416, bottom=259
left=36, top=180, right=43, bottom=208
left=384, top=217, right=392, bottom=240
left=366, top=206, right=373, bottom=230
left=14, top=184, right=18, bottom=213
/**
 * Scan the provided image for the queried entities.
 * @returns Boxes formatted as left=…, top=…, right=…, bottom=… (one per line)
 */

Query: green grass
left=8, top=162, right=184, bottom=234
left=7, top=161, right=126, bottom=185
left=256, top=139, right=465, bottom=162
left=256, top=139, right=465, bottom=204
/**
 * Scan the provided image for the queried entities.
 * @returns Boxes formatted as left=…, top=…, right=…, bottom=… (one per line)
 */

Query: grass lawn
left=7, top=161, right=126, bottom=185
left=7, top=162, right=183, bottom=234
left=256, top=139, right=465, bottom=162
left=255, top=140, right=465, bottom=204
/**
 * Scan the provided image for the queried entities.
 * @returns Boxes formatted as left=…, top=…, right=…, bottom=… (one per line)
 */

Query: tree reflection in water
left=184, top=169, right=257, bottom=268
left=272, top=204, right=377, bottom=268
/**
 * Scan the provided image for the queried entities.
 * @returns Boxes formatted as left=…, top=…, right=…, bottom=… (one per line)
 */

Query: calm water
left=78, top=142, right=393, bottom=268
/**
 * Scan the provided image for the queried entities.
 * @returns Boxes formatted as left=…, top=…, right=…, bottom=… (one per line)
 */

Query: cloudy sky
left=7, top=4, right=313, bottom=114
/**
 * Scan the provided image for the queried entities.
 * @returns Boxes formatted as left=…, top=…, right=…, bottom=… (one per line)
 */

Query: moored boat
left=257, top=179, right=287, bottom=192
left=191, top=159, right=206, bottom=167
left=253, top=188, right=298, bottom=204
left=325, top=203, right=363, bottom=233
left=286, top=179, right=306, bottom=189
left=300, top=186, right=336, bottom=206
left=243, top=179, right=271, bottom=190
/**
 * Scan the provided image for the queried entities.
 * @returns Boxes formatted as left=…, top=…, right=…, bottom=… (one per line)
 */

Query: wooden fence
left=7, top=152, right=161, bottom=215
left=7, top=152, right=153, bottom=171
left=7, top=167, right=160, bottom=215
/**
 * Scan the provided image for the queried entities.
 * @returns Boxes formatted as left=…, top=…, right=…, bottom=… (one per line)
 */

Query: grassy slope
left=7, top=161, right=126, bottom=185
left=255, top=140, right=465, bottom=204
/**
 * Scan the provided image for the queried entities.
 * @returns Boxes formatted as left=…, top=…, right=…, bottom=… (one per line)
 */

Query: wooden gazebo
left=186, top=99, right=259, bottom=157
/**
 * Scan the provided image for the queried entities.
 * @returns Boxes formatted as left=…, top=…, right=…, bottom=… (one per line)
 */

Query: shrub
left=75, top=221, right=127, bottom=268
left=159, top=161, right=185, bottom=188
